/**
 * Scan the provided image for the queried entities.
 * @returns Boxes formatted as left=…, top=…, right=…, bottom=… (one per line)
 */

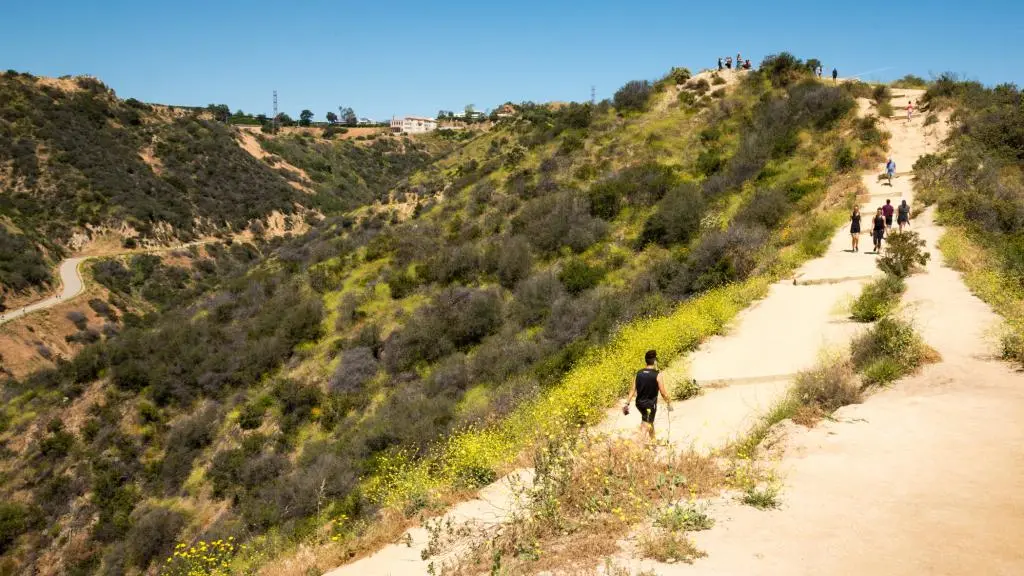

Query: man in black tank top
left=624, top=350, right=672, bottom=441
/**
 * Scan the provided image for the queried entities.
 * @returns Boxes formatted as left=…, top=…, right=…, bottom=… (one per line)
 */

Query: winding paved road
left=0, top=257, right=87, bottom=327
left=0, top=240, right=209, bottom=327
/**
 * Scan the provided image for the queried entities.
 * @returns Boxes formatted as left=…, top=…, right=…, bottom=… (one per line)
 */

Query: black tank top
left=635, top=368, right=660, bottom=406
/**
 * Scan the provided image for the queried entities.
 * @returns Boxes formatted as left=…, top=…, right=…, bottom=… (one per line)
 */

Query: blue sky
left=2, top=0, right=1021, bottom=121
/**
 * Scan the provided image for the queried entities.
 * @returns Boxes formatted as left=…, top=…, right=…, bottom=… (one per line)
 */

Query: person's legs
left=639, top=405, right=657, bottom=442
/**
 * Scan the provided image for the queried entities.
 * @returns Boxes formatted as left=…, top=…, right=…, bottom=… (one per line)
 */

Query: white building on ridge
left=390, top=116, right=437, bottom=134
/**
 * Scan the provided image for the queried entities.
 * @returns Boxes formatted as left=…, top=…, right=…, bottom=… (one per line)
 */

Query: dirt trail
left=323, top=90, right=906, bottom=576
left=611, top=90, right=1024, bottom=575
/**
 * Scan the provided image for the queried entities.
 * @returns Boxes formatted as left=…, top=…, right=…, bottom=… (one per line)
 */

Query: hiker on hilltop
left=850, top=206, right=862, bottom=252
left=718, top=57, right=723, bottom=71
left=725, top=56, right=733, bottom=69
left=832, top=68, right=838, bottom=83
left=897, top=199, right=911, bottom=231
left=624, top=349, right=672, bottom=442
left=743, top=59, right=752, bottom=70
left=736, top=52, right=742, bottom=68
left=817, top=64, right=823, bottom=78
left=886, top=157, right=896, bottom=187
left=872, top=207, right=887, bottom=253
left=883, top=199, right=895, bottom=231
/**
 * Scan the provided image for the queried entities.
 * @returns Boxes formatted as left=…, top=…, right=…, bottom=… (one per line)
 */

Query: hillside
left=0, top=72, right=445, bottom=305
left=0, top=56, right=886, bottom=575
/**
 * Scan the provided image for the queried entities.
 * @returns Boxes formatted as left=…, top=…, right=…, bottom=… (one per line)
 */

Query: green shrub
left=688, top=78, right=710, bottom=95
left=559, top=257, right=606, bottom=295
left=667, top=67, right=692, bottom=85
left=878, top=101, right=894, bottom=117
left=793, top=355, right=861, bottom=413
left=672, top=378, right=702, bottom=401
left=678, top=91, right=696, bottom=106
left=0, top=502, right=36, bottom=553
left=655, top=502, right=714, bottom=531
left=892, top=74, right=928, bottom=89
left=613, top=80, right=652, bottom=112
left=639, top=183, right=705, bottom=247
left=850, top=275, right=906, bottom=322
left=850, top=317, right=933, bottom=385
left=924, top=114, right=938, bottom=126
left=712, top=74, right=727, bottom=86
left=125, top=505, right=186, bottom=569
left=878, top=231, right=930, bottom=277
left=759, top=52, right=808, bottom=88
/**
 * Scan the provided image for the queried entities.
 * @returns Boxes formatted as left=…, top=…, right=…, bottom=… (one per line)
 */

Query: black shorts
left=636, top=402, right=657, bottom=423
left=885, top=215, right=893, bottom=226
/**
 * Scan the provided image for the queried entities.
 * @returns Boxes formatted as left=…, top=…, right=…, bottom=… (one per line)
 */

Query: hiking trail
left=322, top=88, right=936, bottom=576
left=607, top=90, right=1024, bottom=575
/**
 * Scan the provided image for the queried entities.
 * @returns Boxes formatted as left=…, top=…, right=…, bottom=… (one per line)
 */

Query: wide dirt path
left=325, top=91, right=904, bottom=575
left=616, top=90, right=1024, bottom=576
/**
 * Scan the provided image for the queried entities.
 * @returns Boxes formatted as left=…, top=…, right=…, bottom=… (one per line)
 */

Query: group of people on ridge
left=850, top=191, right=911, bottom=254
left=718, top=53, right=752, bottom=71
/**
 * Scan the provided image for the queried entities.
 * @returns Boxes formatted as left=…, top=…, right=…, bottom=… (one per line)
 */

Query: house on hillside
left=390, top=116, right=437, bottom=134
left=358, top=117, right=375, bottom=126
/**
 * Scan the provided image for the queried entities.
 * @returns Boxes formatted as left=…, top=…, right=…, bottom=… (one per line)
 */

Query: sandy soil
left=234, top=127, right=315, bottom=192
left=605, top=89, right=1024, bottom=576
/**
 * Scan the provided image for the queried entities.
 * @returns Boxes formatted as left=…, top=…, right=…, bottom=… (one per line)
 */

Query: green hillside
left=0, top=55, right=886, bottom=575
left=0, top=72, right=444, bottom=300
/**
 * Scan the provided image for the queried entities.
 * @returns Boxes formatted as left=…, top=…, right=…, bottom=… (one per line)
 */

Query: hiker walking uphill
left=897, top=199, right=912, bottom=231
left=850, top=206, right=862, bottom=252
left=832, top=68, right=838, bottom=83
left=886, top=157, right=896, bottom=186
left=883, top=199, right=895, bottom=231
left=624, top=350, right=671, bottom=442
left=872, top=207, right=887, bottom=253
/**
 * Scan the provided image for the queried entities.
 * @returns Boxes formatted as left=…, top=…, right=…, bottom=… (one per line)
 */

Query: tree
left=299, top=109, right=314, bottom=127
left=276, top=112, right=294, bottom=127
left=207, top=103, right=230, bottom=122
left=338, top=106, right=357, bottom=126
left=326, top=111, right=338, bottom=124
left=464, top=104, right=476, bottom=121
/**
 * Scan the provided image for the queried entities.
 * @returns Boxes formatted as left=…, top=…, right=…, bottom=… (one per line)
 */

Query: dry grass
left=428, top=433, right=726, bottom=575
left=638, top=529, right=707, bottom=564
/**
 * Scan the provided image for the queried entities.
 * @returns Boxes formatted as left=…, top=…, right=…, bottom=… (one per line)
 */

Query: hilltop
left=0, top=55, right=889, bottom=575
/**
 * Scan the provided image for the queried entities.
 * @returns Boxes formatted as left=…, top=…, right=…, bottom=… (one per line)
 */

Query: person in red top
left=907, top=101, right=914, bottom=122
left=882, top=199, right=895, bottom=231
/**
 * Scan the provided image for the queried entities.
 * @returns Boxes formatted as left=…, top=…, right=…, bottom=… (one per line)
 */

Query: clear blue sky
left=3, top=0, right=1022, bottom=121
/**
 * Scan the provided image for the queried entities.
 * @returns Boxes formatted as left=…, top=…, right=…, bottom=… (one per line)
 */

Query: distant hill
left=0, top=72, right=445, bottom=300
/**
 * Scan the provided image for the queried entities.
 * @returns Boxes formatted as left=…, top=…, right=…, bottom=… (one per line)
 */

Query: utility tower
left=591, top=85, right=596, bottom=105
left=272, top=90, right=278, bottom=134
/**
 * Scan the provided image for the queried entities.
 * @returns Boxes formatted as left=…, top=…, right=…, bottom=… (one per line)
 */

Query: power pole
left=272, top=90, right=278, bottom=135
left=591, top=85, right=596, bottom=105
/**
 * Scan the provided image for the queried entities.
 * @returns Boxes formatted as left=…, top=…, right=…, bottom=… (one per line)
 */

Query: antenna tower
left=272, top=90, right=278, bottom=134
left=590, top=85, right=596, bottom=105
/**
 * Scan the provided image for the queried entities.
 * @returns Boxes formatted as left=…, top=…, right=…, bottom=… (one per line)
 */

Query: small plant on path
left=850, top=275, right=906, bottom=322
left=638, top=529, right=707, bottom=564
left=878, top=231, right=931, bottom=278
left=741, top=485, right=780, bottom=510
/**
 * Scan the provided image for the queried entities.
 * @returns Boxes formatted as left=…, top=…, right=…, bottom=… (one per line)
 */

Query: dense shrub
left=688, top=224, right=768, bottom=292
left=0, top=228, right=52, bottom=292
left=878, top=231, right=931, bottom=277
left=125, top=505, right=186, bottom=569
left=850, top=317, right=935, bottom=385
left=559, top=258, right=606, bottom=295
left=513, top=192, right=607, bottom=255
left=613, top=80, right=653, bottom=112
left=510, top=272, right=567, bottom=326
left=159, top=404, right=219, bottom=492
left=0, top=503, right=35, bottom=554
left=639, top=183, right=705, bottom=247
left=850, top=275, right=906, bottom=322
left=329, top=347, right=379, bottom=394
left=735, top=187, right=789, bottom=228
left=759, top=52, right=809, bottom=88
left=794, top=355, right=861, bottom=413
left=66, top=310, right=88, bottom=330
left=384, top=287, right=504, bottom=372
left=587, top=163, right=678, bottom=220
